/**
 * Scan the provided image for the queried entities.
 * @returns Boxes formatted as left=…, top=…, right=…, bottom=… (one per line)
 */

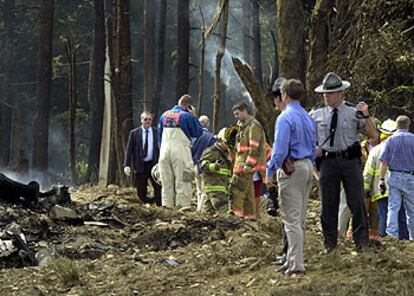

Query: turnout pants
left=203, top=192, right=228, bottom=213
left=231, top=173, right=256, bottom=219
left=320, top=157, right=369, bottom=250
left=278, top=159, right=313, bottom=274
left=159, top=128, right=194, bottom=208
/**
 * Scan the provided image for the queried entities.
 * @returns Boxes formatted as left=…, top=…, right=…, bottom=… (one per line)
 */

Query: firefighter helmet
left=217, top=126, right=238, bottom=148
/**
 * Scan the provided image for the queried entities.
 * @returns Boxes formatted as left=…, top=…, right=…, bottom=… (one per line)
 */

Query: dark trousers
left=134, top=161, right=162, bottom=206
left=319, top=157, right=368, bottom=249
left=377, top=198, right=409, bottom=239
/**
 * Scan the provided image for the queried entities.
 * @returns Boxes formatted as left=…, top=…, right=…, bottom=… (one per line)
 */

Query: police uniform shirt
left=310, top=101, right=366, bottom=152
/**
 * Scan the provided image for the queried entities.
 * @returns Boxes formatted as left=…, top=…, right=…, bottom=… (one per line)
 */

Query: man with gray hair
left=192, top=115, right=216, bottom=211
left=124, top=111, right=161, bottom=206
left=379, top=115, right=414, bottom=239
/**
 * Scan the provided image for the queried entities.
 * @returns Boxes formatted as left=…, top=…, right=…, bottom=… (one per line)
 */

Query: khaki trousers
left=277, top=159, right=313, bottom=274
left=159, top=128, right=194, bottom=208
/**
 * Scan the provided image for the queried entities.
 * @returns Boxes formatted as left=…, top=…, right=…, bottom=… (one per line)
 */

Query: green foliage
left=328, top=0, right=414, bottom=121
left=76, top=160, right=88, bottom=180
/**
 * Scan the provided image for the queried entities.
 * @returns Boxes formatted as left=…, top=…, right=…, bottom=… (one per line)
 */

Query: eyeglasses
left=143, top=118, right=152, bottom=121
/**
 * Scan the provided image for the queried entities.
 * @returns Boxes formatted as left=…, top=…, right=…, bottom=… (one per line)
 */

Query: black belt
left=291, top=158, right=308, bottom=162
left=390, top=169, right=414, bottom=175
left=323, top=150, right=351, bottom=159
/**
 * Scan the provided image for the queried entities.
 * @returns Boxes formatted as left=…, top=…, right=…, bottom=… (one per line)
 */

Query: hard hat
left=271, top=77, right=287, bottom=95
left=151, top=163, right=162, bottom=185
left=379, top=119, right=397, bottom=135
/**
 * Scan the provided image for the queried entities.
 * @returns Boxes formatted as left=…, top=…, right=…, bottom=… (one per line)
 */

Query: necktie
left=143, top=129, right=149, bottom=158
left=329, top=108, right=338, bottom=147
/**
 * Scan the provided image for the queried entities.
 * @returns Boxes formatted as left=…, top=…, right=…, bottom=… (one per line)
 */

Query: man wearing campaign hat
left=310, top=72, right=379, bottom=253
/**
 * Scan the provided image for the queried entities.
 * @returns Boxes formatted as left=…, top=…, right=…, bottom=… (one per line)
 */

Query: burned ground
left=1, top=186, right=414, bottom=296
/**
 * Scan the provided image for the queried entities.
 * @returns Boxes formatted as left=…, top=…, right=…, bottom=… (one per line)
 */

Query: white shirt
left=142, top=127, right=154, bottom=162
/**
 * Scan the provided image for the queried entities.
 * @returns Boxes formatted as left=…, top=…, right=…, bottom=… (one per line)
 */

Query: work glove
left=378, top=179, right=387, bottom=195
left=364, top=189, right=371, bottom=199
left=124, top=166, right=131, bottom=176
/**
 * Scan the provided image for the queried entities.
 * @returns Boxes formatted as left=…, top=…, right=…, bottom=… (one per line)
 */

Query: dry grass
left=51, top=257, right=81, bottom=287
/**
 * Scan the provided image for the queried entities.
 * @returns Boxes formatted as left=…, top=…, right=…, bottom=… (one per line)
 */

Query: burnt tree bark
left=87, top=0, right=105, bottom=184
left=250, top=0, right=263, bottom=86
left=276, top=0, right=306, bottom=94
left=196, top=4, right=206, bottom=115
left=152, top=0, right=167, bottom=120
left=0, top=0, right=16, bottom=167
left=143, top=0, right=155, bottom=112
left=176, top=0, right=190, bottom=98
left=32, top=0, right=54, bottom=173
left=65, top=37, right=78, bottom=185
left=111, top=0, right=133, bottom=185
left=306, top=0, right=334, bottom=106
left=212, top=0, right=229, bottom=133
left=232, top=57, right=275, bottom=141
left=242, top=0, right=252, bottom=65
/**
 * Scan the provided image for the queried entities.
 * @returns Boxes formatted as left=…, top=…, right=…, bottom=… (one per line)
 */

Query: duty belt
left=323, top=150, right=351, bottom=159
left=390, top=169, right=414, bottom=176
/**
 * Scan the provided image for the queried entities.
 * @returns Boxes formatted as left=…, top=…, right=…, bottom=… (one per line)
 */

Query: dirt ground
left=1, top=185, right=414, bottom=296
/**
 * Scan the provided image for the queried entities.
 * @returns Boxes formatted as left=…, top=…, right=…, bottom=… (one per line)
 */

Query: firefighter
left=199, top=127, right=237, bottom=213
left=231, top=102, right=266, bottom=219
left=158, top=94, right=203, bottom=208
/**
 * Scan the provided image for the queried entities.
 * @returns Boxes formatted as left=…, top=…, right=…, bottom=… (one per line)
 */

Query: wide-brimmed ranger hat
left=315, top=72, right=351, bottom=93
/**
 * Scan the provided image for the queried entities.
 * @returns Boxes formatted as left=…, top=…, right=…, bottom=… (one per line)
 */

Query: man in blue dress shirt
left=266, top=79, right=316, bottom=277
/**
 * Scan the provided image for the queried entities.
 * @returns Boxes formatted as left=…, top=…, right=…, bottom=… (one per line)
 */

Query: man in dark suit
left=124, top=111, right=162, bottom=206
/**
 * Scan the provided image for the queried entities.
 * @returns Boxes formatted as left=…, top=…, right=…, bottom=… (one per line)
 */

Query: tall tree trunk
left=250, top=0, right=263, bottom=86
left=212, top=0, right=229, bottom=133
left=197, top=4, right=206, bottom=115
left=86, top=0, right=106, bottom=184
left=32, top=0, right=54, bottom=174
left=242, top=0, right=251, bottom=65
left=99, top=0, right=116, bottom=185
left=112, top=0, right=133, bottom=185
left=270, top=30, right=279, bottom=83
left=276, top=0, right=306, bottom=88
left=0, top=0, right=16, bottom=167
left=152, top=0, right=167, bottom=120
left=65, top=37, right=78, bottom=185
left=176, top=0, right=190, bottom=98
left=306, top=0, right=333, bottom=106
left=143, top=0, right=155, bottom=112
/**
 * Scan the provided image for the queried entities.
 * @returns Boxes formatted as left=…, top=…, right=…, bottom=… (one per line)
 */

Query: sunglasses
left=143, top=118, right=152, bottom=121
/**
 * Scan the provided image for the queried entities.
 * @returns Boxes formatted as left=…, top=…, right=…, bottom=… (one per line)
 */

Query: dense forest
left=0, top=0, right=412, bottom=187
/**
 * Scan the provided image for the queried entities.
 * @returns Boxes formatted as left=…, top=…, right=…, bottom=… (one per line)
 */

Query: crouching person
left=199, top=127, right=236, bottom=213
